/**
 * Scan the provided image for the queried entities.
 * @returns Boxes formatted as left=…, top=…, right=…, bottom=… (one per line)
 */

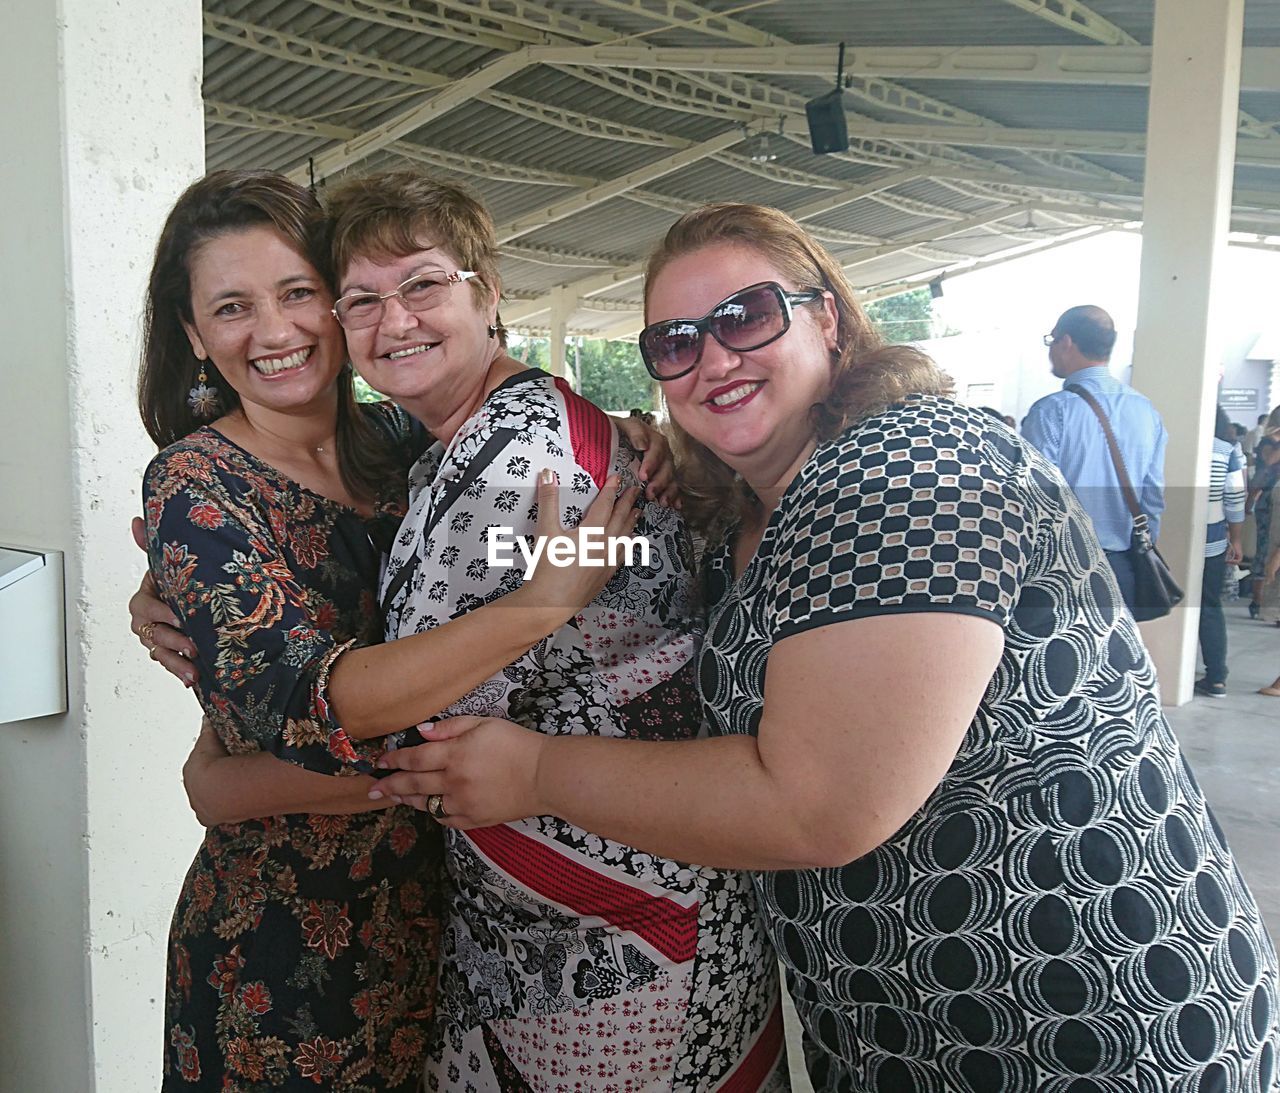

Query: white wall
left=0, top=3, right=203, bottom=1089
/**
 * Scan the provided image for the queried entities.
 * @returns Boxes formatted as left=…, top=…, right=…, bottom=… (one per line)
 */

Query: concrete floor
left=780, top=604, right=1280, bottom=1090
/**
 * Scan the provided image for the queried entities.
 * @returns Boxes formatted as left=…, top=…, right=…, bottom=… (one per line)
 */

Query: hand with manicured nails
left=614, top=414, right=680, bottom=508
left=519, top=470, right=642, bottom=619
left=370, top=715, right=543, bottom=826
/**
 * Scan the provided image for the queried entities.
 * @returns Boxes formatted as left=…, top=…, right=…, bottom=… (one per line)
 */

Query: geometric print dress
left=143, top=404, right=444, bottom=1091
left=698, top=396, right=1279, bottom=1093
left=378, top=368, right=789, bottom=1092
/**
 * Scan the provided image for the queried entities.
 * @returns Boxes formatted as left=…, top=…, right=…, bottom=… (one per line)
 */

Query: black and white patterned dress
left=382, top=369, right=788, bottom=1092
left=699, top=396, right=1279, bottom=1093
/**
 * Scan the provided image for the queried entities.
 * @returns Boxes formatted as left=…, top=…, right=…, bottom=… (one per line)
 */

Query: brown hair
left=643, top=202, right=952, bottom=543
left=138, top=170, right=402, bottom=504
left=322, top=170, right=507, bottom=345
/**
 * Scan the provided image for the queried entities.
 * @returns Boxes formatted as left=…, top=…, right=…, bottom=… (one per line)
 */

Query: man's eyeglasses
left=1042, top=333, right=1060, bottom=347
left=333, top=270, right=478, bottom=330
left=638, top=281, right=824, bottom=381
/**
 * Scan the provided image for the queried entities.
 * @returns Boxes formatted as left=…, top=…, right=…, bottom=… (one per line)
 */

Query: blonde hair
left=322, top=170, right=507, bottom=344
left=644, top=203, right=952, bottom=544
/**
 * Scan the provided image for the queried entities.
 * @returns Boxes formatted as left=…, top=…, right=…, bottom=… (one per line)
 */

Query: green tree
left=573, top=338, right=657, bottom=413
left=864, top=287, right=934, bottom=344
left=508, top=335, right=657, bottom=413
left=352, top=372, right=384, bottom=403
left=508, top=334, right=550, bottom=371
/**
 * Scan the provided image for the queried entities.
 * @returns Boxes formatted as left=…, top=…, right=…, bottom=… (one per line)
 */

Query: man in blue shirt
left=1022, top=305, right=1168, bottom=613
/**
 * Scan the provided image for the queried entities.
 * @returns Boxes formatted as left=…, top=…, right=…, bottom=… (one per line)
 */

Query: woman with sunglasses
left=136, top=174, right=788, bottom=1091
left=381, top=203, right=1280, bottom=1092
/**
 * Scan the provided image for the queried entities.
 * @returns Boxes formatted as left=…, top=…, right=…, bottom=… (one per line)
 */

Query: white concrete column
left=0, top=3, right=203, bottom=1090
left=1129, top=0, right=1244, bottom=705
left=547, top=286, right=575, bottom=385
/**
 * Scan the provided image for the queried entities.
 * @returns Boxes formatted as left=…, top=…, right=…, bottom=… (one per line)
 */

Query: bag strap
left=379, top=425, right=519, bottom=619
left=1065, top=384, right=1145, bottom=526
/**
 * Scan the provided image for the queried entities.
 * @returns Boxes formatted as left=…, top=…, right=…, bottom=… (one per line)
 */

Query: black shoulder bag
left=1066, top=384, right=1183, bottom=622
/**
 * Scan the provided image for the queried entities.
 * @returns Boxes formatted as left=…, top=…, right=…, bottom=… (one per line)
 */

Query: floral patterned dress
left=379, top=369, right=788, bottom=1093
left=143, top=403, right=445, bottom=1092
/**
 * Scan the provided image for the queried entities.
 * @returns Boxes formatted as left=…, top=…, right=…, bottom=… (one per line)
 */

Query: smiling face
left=181, top=224, right=345, bottom=418
left=338, top=244, right=500, bottom=422
left=646, top=241, right=839, bottom=490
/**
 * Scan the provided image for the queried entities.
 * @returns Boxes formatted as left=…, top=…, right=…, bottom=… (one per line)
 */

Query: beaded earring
left=187, top=360, right=221, bottom=418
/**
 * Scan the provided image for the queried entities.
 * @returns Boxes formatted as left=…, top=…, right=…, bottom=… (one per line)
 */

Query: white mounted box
left=0, top=546, right=67, bottom=724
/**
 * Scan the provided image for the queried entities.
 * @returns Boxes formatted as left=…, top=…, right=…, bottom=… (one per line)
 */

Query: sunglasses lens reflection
left=643, top=286, right=787, bottom=378
left=641, top=324, right=702, bottom=377
left=710, top=286, right=784, bottom=349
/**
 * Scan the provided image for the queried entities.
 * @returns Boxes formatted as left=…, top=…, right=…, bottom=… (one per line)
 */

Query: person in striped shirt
left=1195, top=405, right=1247, bottom=698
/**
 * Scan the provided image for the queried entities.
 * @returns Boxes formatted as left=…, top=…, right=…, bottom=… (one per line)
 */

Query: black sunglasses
left=639, top=281, right=824, bottom=381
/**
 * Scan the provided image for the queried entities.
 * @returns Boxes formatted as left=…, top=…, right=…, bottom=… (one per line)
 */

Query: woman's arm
left=130, top=517, right=201, bottom=683
left=183, top=719, right=388, bottom=826
left=330, top=470, right=639, bottom=738
left=140, top=467, right=638, bottom=742
left=130, top=419, right=679, bottom=683
left=379, top=411, right=1026, bottom=866
left=377, top=611, right=1004, bottom=870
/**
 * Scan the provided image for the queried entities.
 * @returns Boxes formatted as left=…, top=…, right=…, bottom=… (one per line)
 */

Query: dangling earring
left=188, top=359, right=221, bottom=418
left=486, top=323, right=498, bottom=338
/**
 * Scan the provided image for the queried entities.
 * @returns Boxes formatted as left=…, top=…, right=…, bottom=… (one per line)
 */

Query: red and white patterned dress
left=380, top=369, right=788, bottom=1092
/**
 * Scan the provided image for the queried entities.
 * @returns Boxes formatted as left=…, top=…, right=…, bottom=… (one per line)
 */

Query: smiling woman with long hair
left=139, top=170, right=443, bottom=1090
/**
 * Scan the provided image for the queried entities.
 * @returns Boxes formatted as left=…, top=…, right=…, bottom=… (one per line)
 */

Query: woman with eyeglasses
left=136, top=173, right=788, bottom=1091
left=136, top=170, right=657, bottom=1089
left=379, top=203, right=1280, bottom=1092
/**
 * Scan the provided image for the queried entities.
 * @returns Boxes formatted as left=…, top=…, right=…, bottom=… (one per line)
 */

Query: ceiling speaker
left=805, top=90, right=849, bottom=155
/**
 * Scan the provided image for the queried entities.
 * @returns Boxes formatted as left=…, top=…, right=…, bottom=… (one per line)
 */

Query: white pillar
left=548, top=286, right=575, bottom=386
left=0, top=3, right=203, bottom=1090
left=1129, top=0, right=1244, bottom=705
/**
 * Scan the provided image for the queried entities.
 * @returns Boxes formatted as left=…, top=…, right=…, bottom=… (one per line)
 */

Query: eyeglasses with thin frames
left=638, top=281, right=824, bottom=381
left=332, top=270, right=478, bottom=330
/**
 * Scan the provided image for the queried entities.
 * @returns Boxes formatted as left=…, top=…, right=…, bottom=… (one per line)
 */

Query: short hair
left=1214, top=406, right=1235, bottom=443
left=1052, top=305, right=1117, bottom=361
left=322, top=170, right=506, bottom=344
left=1260, top=413, right=1270, bottom=425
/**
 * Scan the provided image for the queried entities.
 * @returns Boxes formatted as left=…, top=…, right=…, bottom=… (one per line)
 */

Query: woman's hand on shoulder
left=515, top=470, right=640, bottom=621
left=129, top=516, right=200, bottom=685
left=614, top=413, right=679, bottom=508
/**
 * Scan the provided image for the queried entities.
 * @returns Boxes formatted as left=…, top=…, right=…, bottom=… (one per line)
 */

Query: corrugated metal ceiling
left=200, top=0, right=1280, bottom=336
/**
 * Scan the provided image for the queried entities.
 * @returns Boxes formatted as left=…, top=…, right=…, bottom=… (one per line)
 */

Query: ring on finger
left=426, top=794, right=449, bottom=820
left=139, top=621, right=157, bottom=648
